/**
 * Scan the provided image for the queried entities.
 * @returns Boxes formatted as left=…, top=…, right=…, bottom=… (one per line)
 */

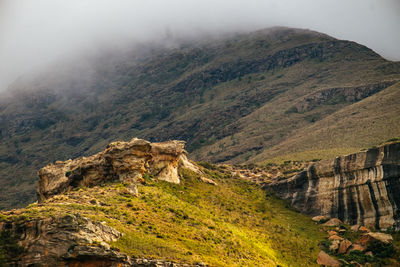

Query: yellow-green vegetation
left=1, top=167, right=326, bottom=266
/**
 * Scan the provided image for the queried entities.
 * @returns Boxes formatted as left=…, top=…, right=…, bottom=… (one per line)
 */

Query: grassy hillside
left=250, top=81, right=400, bottom=164
left=0, top=167, right=326, bottom=266
left=0, top=27, right=400, bottom=209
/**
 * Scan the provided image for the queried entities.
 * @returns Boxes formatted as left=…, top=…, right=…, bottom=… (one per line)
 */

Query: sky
left=0, top=0, right=399, bottom=91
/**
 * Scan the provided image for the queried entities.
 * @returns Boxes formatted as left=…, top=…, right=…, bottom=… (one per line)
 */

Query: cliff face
left=37, top=138, right=199, bottom=202
left=265, top=142, right=400, bottom=229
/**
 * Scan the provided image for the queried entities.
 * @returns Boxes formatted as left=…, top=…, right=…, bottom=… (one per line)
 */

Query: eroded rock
left=265, top=142, right=400, bottom=229
left=0, top=214, right=123, bottom=266
left=317, top=251, right=340, bottom=267
left=357, top=232, right=393, bottom=246
left=37, top=138, right=200, bottom=202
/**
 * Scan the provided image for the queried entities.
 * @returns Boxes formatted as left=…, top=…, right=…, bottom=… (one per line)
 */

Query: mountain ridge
left=0, top=26, right=399, bottom=209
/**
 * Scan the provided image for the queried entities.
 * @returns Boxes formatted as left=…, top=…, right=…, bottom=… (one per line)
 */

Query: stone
left=357, top=232, right=393, bottom=246
left=365, top=251, right=373, bottom=257
left=348, top=244, right=366, bottom=252
left=125, top=183, right=139, bottom=196
left=328, top=230, right=338, bottom=236
left=200, top=176, right=218, bottom=185
left=324, top=218, right=343, bottom=227
left=264, top=142, right=400, bottom=229
left=338, top=239, right=352, bottom=254
left=358, top=226, right=370, bottom=233
left=329, top=240, right=340, bottom=252
left=329, top=235, right=343, bottom=241
left=317, top=251, right=340, bottom=267
left=37, top=138, right=203, bottom=202
left=350, top=225, right=360, bottom=232
left=312, top=215, right=329, bottom=223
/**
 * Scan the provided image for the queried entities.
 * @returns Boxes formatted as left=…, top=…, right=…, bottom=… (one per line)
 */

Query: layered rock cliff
left=37, top=138, right=200, bottom=202
left=265, top=142, right=400, bottom=229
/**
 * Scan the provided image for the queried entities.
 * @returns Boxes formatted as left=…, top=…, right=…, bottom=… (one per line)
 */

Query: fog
left=1, top=0, right=399, bottom=91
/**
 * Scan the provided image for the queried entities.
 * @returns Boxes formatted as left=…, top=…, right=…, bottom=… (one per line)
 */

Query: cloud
left=0, top=0, right=399, bottom=91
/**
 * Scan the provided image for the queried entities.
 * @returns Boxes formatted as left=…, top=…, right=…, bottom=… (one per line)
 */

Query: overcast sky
left=0, top=0, right=399, bottom=91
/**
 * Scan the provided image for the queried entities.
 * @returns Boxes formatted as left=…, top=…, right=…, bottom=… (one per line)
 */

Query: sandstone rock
left=328, top=230, right=338, bottom=236
left=329, top=240, right=341, bottom=252
left=358, top=232, right=393, bottom=246
left=358, top=226, right=370, bottom=233
left=125, top=183, right=139, bottom=197
left=200, top=176, right=218, bottom=185
left=329, top=235, right=343, bottom=241
left=338, top=239, right=352, bottom=254
left=348, top=244, right=366, bottom=252
left=324, top=218, right=343, bottom=227
left=0, top=214, right=122, bottom=266
left=312, top=215, right=329, bottom=223
left=37, top=138, right=202, bottom=202
left=0, top=214, right=204, bottom=266
left=265, top=142, right=400, bottom=229
left=317, top=251, right=340, bottom=267
left=365, top=251, right=373, bottom=257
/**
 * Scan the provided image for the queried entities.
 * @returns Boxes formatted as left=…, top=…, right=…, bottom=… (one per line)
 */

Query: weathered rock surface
left=265, top=142, right=400, bottom=229
left=0, top=214, right=205, bottom=266
left=357, top=232, right=393, bottom=246
left=317, top=251, right=340, bottom=267
left=38, top=138, right=200, bottom=202
left=0, top=214, right=123, bottom=266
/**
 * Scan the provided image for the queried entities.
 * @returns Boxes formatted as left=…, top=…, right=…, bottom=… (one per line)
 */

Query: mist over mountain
left=0, top=26, right=399, bottom=210
left=1, top=0, right=399, bottom=91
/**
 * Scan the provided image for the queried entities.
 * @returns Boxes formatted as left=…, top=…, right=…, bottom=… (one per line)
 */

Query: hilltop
left=1, top=27, right=400, bottom=209
left=0, top=138, right=326, bottom=266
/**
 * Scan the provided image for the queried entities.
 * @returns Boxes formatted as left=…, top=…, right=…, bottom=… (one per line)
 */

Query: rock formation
left=0, top=214, right=204, bottom=266
left=1, top=138, right=206, bottom=266
left=37, top=138, right=200, bottom=202
left=265, top=142, right=400, bottom=229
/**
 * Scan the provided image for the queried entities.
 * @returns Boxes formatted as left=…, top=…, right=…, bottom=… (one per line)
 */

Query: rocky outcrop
left=265, top=142, right=400, bottom=229
left=290, top=81, right=397, bottom=113
left=0, top=214, right=205, bottom=266
left=37, top=138, right=200, bottom=202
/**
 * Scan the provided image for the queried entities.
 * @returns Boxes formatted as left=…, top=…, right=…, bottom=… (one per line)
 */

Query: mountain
left=1, top=27, right=400, bottom=210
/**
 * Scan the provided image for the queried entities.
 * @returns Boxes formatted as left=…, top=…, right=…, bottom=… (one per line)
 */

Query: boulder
left=324, top=218, right=343, bottom=227
left=328, top=235, right=343, bottom=241
left=328, top=230, right=338, bottom=236
left=358, top=226, right=370, bottom=233
left=329, top=240, right=341, bottom=252
left=317, top=251, right=340, bottom=267
left=348, top=244, right=366, bottom=252
left=358, top=232, right=393, bottom=246
left=312, top=215, right=329, bottom=223
left=338, top=239, right=352, bottom=254
left=200, top=176, right=218, bottom=185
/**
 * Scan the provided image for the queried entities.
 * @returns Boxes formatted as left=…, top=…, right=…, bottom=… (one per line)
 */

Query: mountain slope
left=0, top=27, right=400, bottom=209
left=251, top=81, right=400, bottom=163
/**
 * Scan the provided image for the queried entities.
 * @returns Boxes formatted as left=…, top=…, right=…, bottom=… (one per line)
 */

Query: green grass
left=1, top=167, right=326, bottom=266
